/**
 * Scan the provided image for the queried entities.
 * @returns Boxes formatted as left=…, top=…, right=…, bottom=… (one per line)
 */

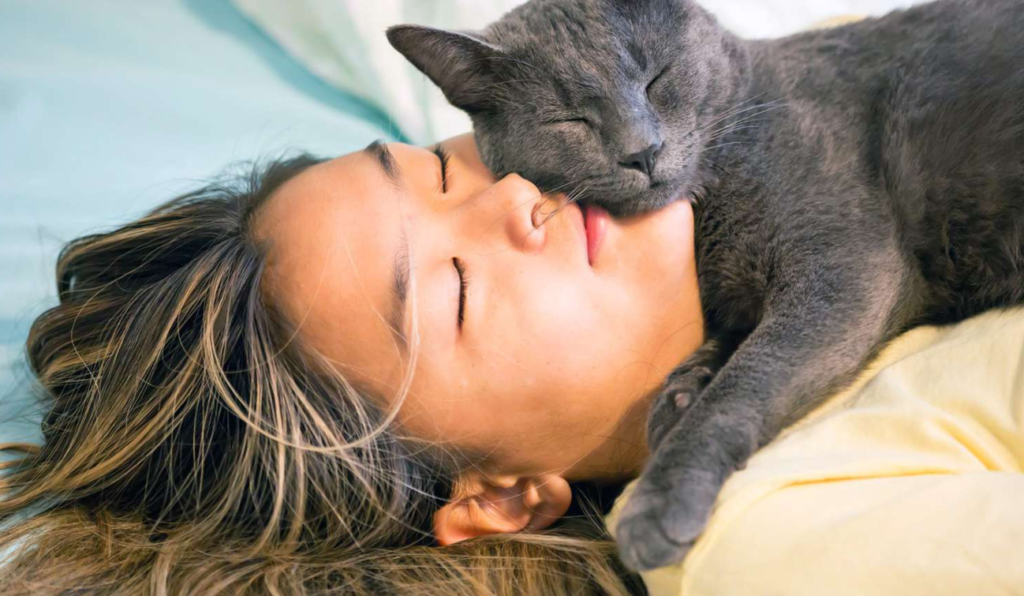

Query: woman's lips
left=583, top=204, right=609, bottom=266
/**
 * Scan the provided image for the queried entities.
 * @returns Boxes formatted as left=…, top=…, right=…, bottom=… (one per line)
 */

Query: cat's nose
left=619, top=142, right=663, bottom=178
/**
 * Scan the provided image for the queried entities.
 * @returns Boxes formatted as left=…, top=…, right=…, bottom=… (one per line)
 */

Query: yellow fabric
left=607, top=306, right=1024, bottom=596
left=809, top=14, right=869, bottom=29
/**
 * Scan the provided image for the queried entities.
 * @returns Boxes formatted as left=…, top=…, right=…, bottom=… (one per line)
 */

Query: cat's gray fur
left=387, top=0, right=1024, bottom=571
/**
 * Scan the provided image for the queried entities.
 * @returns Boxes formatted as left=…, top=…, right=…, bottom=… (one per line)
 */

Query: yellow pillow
left=809, top=14, right=869, bottom=30
left=608, top=306, right=1024, bottom=596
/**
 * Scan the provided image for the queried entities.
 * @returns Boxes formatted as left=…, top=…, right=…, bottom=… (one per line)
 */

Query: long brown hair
left=0, top=154, right=643, bottom=595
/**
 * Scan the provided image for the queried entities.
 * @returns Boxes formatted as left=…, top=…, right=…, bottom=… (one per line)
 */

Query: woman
left=0, top=132, right=703, bottom=595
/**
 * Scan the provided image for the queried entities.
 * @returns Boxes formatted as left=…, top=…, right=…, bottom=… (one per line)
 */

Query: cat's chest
left=692, top=188, right=776, bottom=332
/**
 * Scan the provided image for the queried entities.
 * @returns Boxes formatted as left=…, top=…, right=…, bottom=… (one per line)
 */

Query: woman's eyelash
left=453, top=257, right=469, bottom=329
left=433, top=144, right=451, bottom=192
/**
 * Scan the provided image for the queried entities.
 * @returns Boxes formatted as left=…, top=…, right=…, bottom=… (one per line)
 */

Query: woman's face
left=257, top=134, right=703, bottom=482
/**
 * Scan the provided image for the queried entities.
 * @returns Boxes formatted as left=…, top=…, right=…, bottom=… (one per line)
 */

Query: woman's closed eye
left=433, top=144, right=451, bottom=193
left=453, top=257, right=469, bottom=331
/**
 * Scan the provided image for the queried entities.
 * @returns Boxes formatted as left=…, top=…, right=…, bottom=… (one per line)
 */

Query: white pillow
left=231, top=0, right=931, bottom=145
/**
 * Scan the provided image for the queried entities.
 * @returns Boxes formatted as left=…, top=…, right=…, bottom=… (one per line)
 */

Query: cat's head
left=388, top=0, right=738, bottom=215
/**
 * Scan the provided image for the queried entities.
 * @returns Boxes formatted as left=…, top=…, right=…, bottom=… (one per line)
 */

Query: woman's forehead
left=255, top=150, right=410, bottom=396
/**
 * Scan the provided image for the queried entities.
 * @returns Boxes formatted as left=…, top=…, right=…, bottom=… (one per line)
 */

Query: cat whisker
left=702, top=104, right=790, bottom=146
left=705, top=124, right=763, bottom=143
left=535, top=179, right=583, bottom=202
left=700, top=106, right=788, bottom=141
left=704, top=102, right=789, bottom=137
left=692, top=95, right=779, bottom=136
left=540, top=185, right=590, bottom=226
left=704, top=139, right=753, bottom=149
left=695, top=93, right=771, bottom=132
left=547, top=179, right=583, bottom=194
left=721, top=102, right=789, bottom=125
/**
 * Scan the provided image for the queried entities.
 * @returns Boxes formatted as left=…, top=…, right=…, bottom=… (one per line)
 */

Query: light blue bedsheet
left=0, top=0, right=403, bottom=449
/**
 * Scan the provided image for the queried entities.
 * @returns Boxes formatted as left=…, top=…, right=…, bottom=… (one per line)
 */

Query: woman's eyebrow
left=364, top=140, right=402, bottom=186
left=388, top=224, right=412, bottom=356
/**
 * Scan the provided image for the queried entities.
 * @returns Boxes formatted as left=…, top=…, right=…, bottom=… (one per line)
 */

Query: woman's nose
left=476, top=173, right=549, bottom=254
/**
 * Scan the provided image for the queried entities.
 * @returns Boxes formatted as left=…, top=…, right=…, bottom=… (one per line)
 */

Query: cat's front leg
left=615, top=370, right=763, bottom=571
left=616, top=264, right=904, bottom=571
left=646, top=335, right=733, bottom=451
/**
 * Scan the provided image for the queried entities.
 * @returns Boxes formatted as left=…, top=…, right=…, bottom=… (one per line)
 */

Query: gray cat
left=387, top=0, right=1024, bottom=571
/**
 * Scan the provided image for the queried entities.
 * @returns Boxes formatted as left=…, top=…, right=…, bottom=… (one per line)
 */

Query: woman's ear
left=433, top=474, right=572, bottom=546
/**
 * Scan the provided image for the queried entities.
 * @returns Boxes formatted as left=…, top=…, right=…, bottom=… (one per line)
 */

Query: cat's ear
left=387, top=25, right=504, bottom=113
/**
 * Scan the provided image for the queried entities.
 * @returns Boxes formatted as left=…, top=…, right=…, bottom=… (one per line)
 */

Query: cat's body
left=389, top=0, right=1024, bottom=570
left=697, top=1, right=1024, bottom=332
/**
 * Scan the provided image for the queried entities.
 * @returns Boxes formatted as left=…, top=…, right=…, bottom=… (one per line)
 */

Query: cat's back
left=753, top=0, right=1024, bottom=105
left=751, top=0, right=1024, bottom=321
left=745, top=0, right=1024, bottom=195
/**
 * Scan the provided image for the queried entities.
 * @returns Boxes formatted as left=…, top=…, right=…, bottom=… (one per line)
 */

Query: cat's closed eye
left=551, top=117, right=592, bottom=127
left=646, top=67, right=669, bottom=96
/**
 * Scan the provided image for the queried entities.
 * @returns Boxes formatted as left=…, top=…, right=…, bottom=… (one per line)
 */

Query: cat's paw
left=614, top=464, right=720, bottom=571
left=647, top=363, right=716, bottom=451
